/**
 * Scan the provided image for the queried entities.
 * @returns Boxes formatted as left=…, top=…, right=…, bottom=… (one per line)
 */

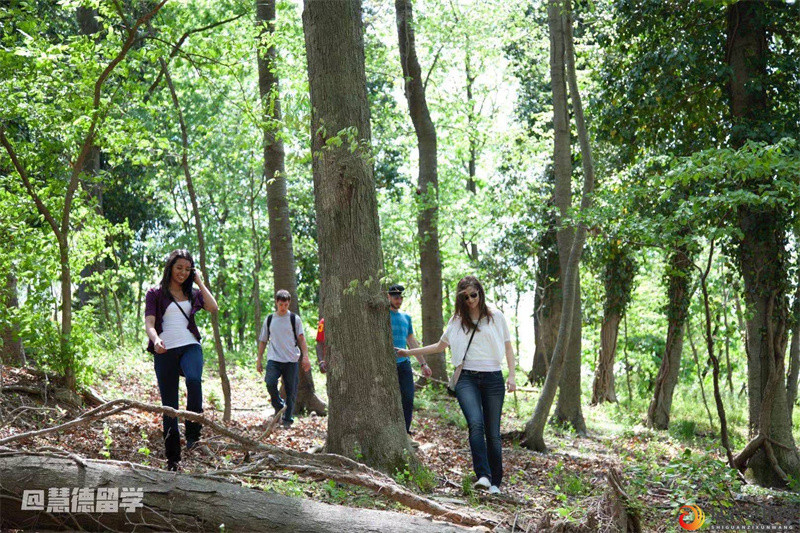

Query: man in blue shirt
left=388, top=283, right=432, bottom=434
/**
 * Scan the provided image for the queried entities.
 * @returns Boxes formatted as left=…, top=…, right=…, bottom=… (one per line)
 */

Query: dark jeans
left=265, top=360, right=299, bottom=423
left=396, top=359, right=414, bottom=433
left=455, top=370, right=505, bottom=486
left=153, top=343, right=204, bottom=463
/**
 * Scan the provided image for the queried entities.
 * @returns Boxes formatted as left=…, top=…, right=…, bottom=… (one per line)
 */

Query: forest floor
left=2, top=359, right=800, bottom=532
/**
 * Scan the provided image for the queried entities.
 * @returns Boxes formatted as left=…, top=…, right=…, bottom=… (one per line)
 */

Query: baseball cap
left=387, top=284, right=405, bottom=295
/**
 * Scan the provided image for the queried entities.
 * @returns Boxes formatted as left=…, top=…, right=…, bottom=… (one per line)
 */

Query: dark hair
left=275, top=289, right=291, bottom=301
left=160, top=249, right=195, bottom=299
left=453, top=275, right=492, bottom=333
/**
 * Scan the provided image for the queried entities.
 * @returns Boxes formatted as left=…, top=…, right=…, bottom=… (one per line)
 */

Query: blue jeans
left=455, top=370, right=505, bottom=486
left=265, top=360, right=299, bottom=423
left=153, top=343, right=204, bottom=463
left=396, top=359, right=414, bottom=433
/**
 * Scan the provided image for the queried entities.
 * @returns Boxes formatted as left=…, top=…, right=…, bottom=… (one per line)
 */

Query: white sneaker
left=489, top=485, right=501, bottom=495
left=473, top=476, right=491, bottom=490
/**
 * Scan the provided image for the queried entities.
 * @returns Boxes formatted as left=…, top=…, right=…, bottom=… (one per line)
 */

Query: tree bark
left=646, top=246, right=692, bottom=430
left=0, top=272, right=25, bottom=366
left=0, top=454, right=471, bottom=533
left=161, top=58, right=232, bottom=424
left=554, top=286, right=586, bottom=434
left=727, top=0, right=800, bottom=487
left=550, top=0, right=585, bottom=435
left=257, top=0, right=326, bottom=416
left=522, top=0, right=594, bottom=452
left=592, top=311, right=621, bottom=404
left=395, top=0, right=446, bottom=383
left=303, top=0, right=418, bottom=472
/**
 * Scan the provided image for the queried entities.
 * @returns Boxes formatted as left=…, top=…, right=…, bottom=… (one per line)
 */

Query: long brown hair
left=160, top=249, right=195, bottom=300
left=453, top=276, right=492, bottom=333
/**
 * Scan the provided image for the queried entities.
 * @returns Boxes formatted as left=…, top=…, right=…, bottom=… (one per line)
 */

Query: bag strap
left=290, top=312, right=299, bottom=347
left=462, top=325, right=478, bottom=363
left=266, top=312, right=300, bottom=348
left=167, top=290, right=192, bottom=323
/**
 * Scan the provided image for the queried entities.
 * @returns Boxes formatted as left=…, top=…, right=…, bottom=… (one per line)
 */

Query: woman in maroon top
left=145, top=249, right=218, bottom=471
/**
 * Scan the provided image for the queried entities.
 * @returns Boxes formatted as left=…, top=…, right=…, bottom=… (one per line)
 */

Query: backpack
left=266, top=312, right=299, bottom=347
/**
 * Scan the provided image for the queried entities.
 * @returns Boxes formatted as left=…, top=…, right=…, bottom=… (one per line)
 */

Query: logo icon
left=678, top=504, right=705, bottom=531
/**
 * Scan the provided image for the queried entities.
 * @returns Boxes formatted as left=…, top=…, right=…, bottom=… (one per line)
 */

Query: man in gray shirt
left=256, top=290, right=311, bottom=428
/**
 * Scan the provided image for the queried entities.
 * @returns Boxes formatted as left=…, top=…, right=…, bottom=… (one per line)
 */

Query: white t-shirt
left=258, top=312, right=305, bottom=363
left=160, top=301, right=200, bottom=350
left=440, top=307, right=511, bottom=372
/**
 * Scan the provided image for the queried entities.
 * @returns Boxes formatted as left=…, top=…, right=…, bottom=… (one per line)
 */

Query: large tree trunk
left=549, top=0, right=584, bottom=435
left=303, top=0, right=418, bottom=472
left=554, top=285, right=586, bottom=433
left=0, top=272, right=25, bottom=366
left=0, top=453, right=469, bottom=532
left=727, top=0, right=800, bottom=487
left=257, top=0, right=325, bottom=417
left=523, top=0, right=594, bottom=452
left=646, top=246, right=692, bottom=429
left=395, top=0, right=446, bottom=383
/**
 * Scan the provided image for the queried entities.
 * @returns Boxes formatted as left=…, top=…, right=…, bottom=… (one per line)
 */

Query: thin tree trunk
left=257, top=0, right=325, bottom=416
left=395, top=0, right=445, bottom=383
left=687, top=320, right=715, bottom=431
left=0, top=272, right=25, bottom=366
left=787, top=286, right=799, bottom=422
left=303, top=0, right=418, bottom=472
left=522, top=0, right=594, bottom=452
left=646, top=246, right=692, bottom=430
left=161, top=58, right=232, bottom=423
left=464, top=38, right=478, bottom=263
left=727, top=0, right=800, bottom=487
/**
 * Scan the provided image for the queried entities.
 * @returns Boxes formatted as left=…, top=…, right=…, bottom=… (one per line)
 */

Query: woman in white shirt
left=144, top=250, right=218, bottom=471
left=397, top=276, right=516, bottom=494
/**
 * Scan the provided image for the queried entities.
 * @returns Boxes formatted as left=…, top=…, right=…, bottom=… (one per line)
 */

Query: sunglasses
left=463, top=292, right=480, bottom=301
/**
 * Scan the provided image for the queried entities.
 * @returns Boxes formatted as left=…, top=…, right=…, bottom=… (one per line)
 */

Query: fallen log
left=0, top=452, right=482, bottom=532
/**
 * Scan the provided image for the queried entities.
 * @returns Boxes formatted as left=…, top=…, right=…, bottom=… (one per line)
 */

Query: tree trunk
left=0, top=272, right=25, bottom=366
left=161, top=59, right=232, bottom=423
left=727, top=0, right=800, bottom=487
left=646, top=246, right=692, bottom=430
left=0, top=454, right=469, bottom=533
left=395, top=0, right=446, bottom=383
left=592, top=311, right=621, bottom=404
left=530, top=221, right=559, bottom=385
left=550, top=0, right=584, bottom=435
left=554, top=285, right=586, bottom=433
left=216, top=240, right=233, bottom=352
left=592, top=245, right=636, bottom=405
left=257, top=0, right=326, bottom=416
left=523, top=0, right=594, bottom=452
left=787, top=287, right=799, bottom=421
left=303, top=0, right=418, bottom=472
left=464, top=41, right=478, bottom=263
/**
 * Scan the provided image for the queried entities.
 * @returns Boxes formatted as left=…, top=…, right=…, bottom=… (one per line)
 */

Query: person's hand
left=421, top=363, right=432, bottom=378
left=256, top=359, right=263, bottom=374
left=193, top=268, right=204, bottom=286
left=319, top=360, right=327, bottom=374
left=154, top=338, right=167, bottom=354
left=300, top=355, right=311, bottom=373
left=395, top=347, right=408, bottom=358
left=506, top=374, right=517, bottom=392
